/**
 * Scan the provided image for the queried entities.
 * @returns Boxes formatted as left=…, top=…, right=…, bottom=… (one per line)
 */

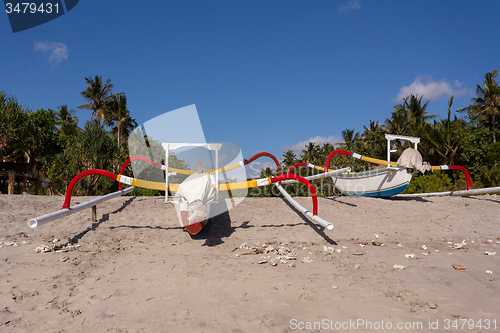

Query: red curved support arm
left=288, top=162, right=308, bottom=175
left=324, top=150, right=353, bottom=172
left=245, top=151, right=282, bottom=185
left=62, top=169, right=118, bottom=209
left=118, top=155, right=163, bottom=190
left=448, top=165, right=472, bottom=190
left=245, top=152, right=282, bottom=175
left=270, top=174, right=318, bottom=215
left=118, top=158, right=132, bottom=190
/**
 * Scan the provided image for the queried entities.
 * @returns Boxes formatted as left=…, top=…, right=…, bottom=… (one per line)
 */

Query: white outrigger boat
left=289, top=134, right=473, bottom=198
left=330, top=134, right=419, bottom=197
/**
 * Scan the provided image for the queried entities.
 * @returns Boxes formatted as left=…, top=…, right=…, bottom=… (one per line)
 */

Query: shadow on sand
left=389, top=195, right=432, bottom=202
left=324, top=196, right=358, bottom=207
left=190, top=198, right=235, bottom=246
left=69, top=197, right=137, bottom=244
left=278, top=198, right=337, bottom=245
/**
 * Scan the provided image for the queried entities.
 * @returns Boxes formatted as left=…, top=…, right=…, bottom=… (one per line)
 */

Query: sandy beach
left=0, top=193, right=499, bottom=332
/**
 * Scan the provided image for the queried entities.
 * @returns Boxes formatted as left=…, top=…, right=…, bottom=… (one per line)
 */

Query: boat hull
left=180, top=211, right=208, bottom=235
left=332, top=167, right=412, bottom=197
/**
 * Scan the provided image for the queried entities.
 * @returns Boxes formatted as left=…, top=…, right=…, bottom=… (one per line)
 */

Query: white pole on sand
left=28, top=186, right=135, bottom=228
left=396, top=186, right=500, bottom=198
left=276, top=184, right=333, bottom=230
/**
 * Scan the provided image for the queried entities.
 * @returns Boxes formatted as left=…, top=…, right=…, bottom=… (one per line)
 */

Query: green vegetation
left=1, top=70, right=499, bottom=196
left=1, top=76, right=135, bottom=195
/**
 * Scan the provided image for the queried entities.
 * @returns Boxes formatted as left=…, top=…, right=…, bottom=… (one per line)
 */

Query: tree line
left=1, top=75, right=137, bottom=195
left=1, top=71, right=499, bottom=196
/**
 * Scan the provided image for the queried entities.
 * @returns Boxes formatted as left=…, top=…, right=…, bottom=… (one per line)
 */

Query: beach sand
left=0, top=194, right=499, bottom=332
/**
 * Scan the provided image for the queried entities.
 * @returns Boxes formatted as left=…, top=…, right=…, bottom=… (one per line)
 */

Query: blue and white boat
left=332, top=166, right=412, bottom=197
left=330, top=134, right=420, bottom=197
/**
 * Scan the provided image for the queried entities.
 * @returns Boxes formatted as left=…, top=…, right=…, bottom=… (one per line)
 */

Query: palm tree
left=386, top=95, right=436, bottom=157
left=321, top=143, right=335, bottom=155
left=388, top=95, right=436, bottom=138
left=405, top=95, right=436, bottom=137
left=281, top=150, right=297, bottom=172
left=385, top=103, right=408, bottom=136
left=363, top=120, right=382, bottom=135
left=300, top=142, right=320, bottom=164
left=362, top=120, right=385, bottom=159
left=78, top=75, right=114, bottom=124
left=76, top=120, right=119, bottom=195
left=341, top=128, right=360, bottom=152
left=54, top=105, right=79, bottom=139
left=457, top=69, right=500, bottom=142
left=428, top=96, right=465, bottom=165
left=47, top=108, right=58, bottom=132
left=319, top=143, right=335, bottom=166
left=105, top=93, right=138, bottom=145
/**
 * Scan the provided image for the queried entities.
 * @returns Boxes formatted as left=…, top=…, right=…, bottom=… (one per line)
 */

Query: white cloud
left=245, top=161, right=276, bottom=179
left=280, top=135, right=344, bottom=157
left=34, top=41, right=68, bottom=66
left=339, top=0, right=361, bottom=13
left=396, top=76, right=469, bottom=101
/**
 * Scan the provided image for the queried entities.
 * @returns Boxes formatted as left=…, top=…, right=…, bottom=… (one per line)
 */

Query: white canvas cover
left=176, top=172, right=215, bottom=224
left=397, top=148, right=433, bottom=174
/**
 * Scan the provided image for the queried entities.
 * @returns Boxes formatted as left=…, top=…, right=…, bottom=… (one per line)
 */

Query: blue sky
left=1, top=0, right=499, bottom=176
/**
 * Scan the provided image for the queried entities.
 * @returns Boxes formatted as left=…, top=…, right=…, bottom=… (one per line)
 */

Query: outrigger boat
left=329, top=135, right=422, bottom=197
left=288, top=134, right=473, bottom=198
left=27, top=144, right=346, bottom=235
left=27, top=105, right=347, bottom=235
